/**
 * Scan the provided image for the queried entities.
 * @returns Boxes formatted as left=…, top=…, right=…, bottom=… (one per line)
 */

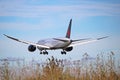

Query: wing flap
left=3, top=34, right=50, bottom=49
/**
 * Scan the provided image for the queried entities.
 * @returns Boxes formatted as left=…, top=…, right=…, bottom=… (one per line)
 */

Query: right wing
left=3, top=34, right=50, bottom=49
left=69, top=36, right=109, bottom=47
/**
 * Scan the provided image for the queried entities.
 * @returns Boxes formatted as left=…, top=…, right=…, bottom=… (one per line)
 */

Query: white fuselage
left=37, top=37, right=71, bottom=50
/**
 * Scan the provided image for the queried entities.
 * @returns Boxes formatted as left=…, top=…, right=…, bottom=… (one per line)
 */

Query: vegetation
left=0, top=52, right=120, bottom=80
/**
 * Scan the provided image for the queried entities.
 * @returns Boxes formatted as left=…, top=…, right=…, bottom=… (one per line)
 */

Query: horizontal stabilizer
left=72, top=38, right=91, bottom=42
left=53, top=38, right=69, bottom=42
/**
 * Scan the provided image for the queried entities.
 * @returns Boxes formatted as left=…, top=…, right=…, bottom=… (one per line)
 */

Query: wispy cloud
left=0, top=0, right=120, bottom=33
left=0, top=1, right=120, bottom=18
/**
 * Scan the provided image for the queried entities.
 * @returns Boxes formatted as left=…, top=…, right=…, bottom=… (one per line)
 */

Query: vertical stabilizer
left=66, top=19, right=72, bottom=38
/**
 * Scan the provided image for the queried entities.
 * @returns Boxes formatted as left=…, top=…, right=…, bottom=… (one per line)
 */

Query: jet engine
left=65, top=47, right=73, bottom=52
left=28, top=45, right=36, bottom=52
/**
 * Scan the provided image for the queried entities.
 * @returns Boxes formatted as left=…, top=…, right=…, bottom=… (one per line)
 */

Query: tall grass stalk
left=0, top=52, right=120, bottom=80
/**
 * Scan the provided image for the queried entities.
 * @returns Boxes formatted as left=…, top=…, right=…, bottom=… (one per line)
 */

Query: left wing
left=69, top=36, right=109, bottom=47
left=3, top=34, right=50, bottom=49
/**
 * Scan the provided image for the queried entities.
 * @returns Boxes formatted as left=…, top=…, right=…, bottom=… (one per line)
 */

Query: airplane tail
left=65, top=19, right=72, bottom=38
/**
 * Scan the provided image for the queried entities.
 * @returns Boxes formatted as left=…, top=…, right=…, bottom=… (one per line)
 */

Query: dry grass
left=0, top=52, right=120, bottom=80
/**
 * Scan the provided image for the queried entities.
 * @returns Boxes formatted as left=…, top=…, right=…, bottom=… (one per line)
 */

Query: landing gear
left=39, top=50, right=67, bottom=55
left=40, top=50, right=48, bottom=55
left=40, top=51, right=43, bottom=54
left=61, top=50, right=66, bottom=55
left=43, top=51, right=48, bottom=55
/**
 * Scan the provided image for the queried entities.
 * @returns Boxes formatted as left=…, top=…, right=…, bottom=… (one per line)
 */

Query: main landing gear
left=40, top=50, right=48, bottom=55
left=61, top=50, right=66, bottom=55
left=39, top=50, right=67, bottom=55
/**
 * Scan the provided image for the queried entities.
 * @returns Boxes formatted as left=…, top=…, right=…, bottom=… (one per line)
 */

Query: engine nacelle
left=65, top=47, right=73, bottom=52
left=28, top=45, right=36, bottom=52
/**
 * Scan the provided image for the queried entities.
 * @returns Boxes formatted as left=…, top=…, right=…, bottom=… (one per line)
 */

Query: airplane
left=3, top=19, right=108, bottom=55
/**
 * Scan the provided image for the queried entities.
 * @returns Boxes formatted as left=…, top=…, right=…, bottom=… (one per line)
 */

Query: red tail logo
left=66, top=19, right=72, bottom=38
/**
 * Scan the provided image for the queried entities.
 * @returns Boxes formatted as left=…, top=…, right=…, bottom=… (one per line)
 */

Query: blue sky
left=0, top=0, right=120, bottom=61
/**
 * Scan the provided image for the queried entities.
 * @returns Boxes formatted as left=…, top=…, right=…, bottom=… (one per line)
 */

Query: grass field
left=0, top=52, right=120, bottom=80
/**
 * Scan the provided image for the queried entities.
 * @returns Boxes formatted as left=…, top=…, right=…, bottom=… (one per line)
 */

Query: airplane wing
left=69, top=36, right=109, bottom=47
left=3, top=34, right=50, bottom=49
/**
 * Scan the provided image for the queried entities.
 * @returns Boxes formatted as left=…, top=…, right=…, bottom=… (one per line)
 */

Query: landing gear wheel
left=40, top=51, right=43, bottom=54
left=46, top=52, right=48, bottom=55
left=61, top=51, right=66, bottom=55
left=43, top=51, right=45, bottom=55
left=64, top=52, right=66, bottom=54
left=40, top=50, right=48, bottom=55
left=61, top=51, right=63, bottom=54
left=43, top=51, right=48, bottom=55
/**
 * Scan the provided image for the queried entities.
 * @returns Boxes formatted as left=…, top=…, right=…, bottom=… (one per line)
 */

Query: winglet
left=65, top=19, right=72, bottom=38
